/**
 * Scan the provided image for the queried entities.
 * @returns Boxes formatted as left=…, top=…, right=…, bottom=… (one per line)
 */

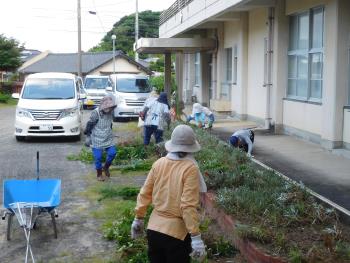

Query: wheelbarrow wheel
left=7, top=213, right=14, bottom=241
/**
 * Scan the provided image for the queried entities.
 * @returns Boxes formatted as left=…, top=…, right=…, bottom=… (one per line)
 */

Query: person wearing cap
left=131, top=124, right=207, bottom=263
left=229, top=129, right=255, bottom=157
left=84, top=95, right=117, bottom=181
left=143, top=92, right=170, bottom=145
left=187, top=103, right=215, bottom=129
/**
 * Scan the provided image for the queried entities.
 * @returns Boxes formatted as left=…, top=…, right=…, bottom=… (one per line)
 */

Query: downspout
left=265, top=7, right=274, bottom=130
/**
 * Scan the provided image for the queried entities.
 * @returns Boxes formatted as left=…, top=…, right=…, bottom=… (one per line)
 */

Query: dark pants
left=144, top=125, right=163, bottom=145
left=147, top=230, right=192, bottom=263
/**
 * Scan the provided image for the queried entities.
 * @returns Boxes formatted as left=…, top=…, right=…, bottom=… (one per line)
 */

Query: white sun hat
left=165, top=125, right=201, bottom=153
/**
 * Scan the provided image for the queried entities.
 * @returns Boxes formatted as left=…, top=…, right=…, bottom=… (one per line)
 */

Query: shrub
left=0, top=92, right=11, bottom=103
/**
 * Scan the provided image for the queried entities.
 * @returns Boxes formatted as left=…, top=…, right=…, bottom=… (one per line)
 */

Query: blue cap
left=229, top=136, right=238, bottom=147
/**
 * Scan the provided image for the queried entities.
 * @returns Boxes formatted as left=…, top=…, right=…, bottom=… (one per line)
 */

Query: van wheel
left=16, top=136, right=25, bottom=142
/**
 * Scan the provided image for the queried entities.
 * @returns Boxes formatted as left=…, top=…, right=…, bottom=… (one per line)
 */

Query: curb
left=201, top=192, right=287, bottom=263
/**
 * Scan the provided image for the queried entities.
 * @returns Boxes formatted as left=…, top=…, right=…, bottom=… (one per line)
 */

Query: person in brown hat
left=131, top=124, right=207, bottom=263
left=84, top=95, right=117, bottom=181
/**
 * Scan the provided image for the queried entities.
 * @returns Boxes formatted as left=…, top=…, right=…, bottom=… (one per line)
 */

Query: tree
left=90, top=10, right=160, bottom=58
left=0, top=34, right=23, bottom=72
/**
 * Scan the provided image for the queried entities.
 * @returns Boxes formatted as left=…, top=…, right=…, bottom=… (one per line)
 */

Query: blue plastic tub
left=3, top=179, right=61, bottom=211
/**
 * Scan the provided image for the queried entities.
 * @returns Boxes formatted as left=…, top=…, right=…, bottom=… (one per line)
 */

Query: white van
left=108, top=74, right=152, bottom=121
left=82, top=75, right=111, bottom=109
left=12, top=72, right=86, bottom=141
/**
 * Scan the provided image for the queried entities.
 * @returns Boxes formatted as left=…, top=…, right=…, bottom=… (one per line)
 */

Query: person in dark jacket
left=84, top=95, right=117, bottom=181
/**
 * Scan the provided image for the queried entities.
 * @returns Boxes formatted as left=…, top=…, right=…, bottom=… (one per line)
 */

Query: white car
left=12, top=72, right=86, bottom=141
left=83, top=75, right=111, bottom=109
left=108, top=74, right=152, bottom=121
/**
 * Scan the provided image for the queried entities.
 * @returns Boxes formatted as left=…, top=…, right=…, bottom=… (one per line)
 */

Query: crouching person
left=187, top=103, right=215, bottom=129
left=131, top=125, right=207, bottom=263
left=229, top=129, right=255, bottom=158
left=84, top=95, right=117, bottom=181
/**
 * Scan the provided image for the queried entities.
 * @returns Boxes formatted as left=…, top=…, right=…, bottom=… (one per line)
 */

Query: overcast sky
left=0, top=0, right=174, bottom=53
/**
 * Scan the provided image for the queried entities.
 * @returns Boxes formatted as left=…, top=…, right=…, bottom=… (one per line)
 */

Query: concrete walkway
left=209, top=118, right=350, bottom=215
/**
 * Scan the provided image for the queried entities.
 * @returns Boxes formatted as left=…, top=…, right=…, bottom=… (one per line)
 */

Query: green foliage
left=67, top=147, right=94, bottom=163
left=0, top=92, right=11, bottom=103
left=149, top=74, right=177, bottom=93
left=288, top=247, right=303, bottom=263
left=103, top=204, right=153, bottom=263
left=335, top=241, right=350, bottom=260
left=149, top=57, right=164, bottom=72
left=90, top=10, right=160, bottom=57
left=98, top=185, right=140, bottom=201
left=235, top=224, right=271, bottom=244
left=118, top=159, right=154, bottom=173
left=0, top=34, right=23, bottom=71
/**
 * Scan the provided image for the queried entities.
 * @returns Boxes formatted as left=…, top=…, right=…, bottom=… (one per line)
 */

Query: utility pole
left=135, top=0, right=139, bottom=62
left=77, top=0, right=82, bottom=77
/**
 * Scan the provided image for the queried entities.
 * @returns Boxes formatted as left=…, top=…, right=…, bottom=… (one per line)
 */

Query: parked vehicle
left=82, top=75, right=111, bottom=109
left=108, top=74, right=152, bottom=121
left=12, top=72, right=86, bottom=141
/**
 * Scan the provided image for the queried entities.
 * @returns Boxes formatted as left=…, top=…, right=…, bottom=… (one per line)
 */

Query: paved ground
left=0, top=106, right=115, bottom=262
left=210, top=119, right=350, bottom=215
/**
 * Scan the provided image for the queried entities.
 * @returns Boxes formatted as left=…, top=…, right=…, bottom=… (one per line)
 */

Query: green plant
left=0, top=92, right=11, bottom=103
left=288, top=247, right=303, bottom=263
left=235, top=224, right=271, bottom=244
left=98, top=185, right=140, bottom=201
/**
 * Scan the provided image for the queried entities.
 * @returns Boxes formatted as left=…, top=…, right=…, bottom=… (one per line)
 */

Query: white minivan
left=108, top=74, right=152, bottom=121
left=12, top=72, right=86, bottom=141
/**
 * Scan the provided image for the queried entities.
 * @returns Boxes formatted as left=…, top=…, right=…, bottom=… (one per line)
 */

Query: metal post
left=135, top=0, right=139, bottom=62
left=77, top=0, right=82, bottom=77
left=112, top=35, right=116, bottom=74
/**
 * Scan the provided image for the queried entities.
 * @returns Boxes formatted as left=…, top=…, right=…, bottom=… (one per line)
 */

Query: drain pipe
left=265, top=7, right=274, bottom=130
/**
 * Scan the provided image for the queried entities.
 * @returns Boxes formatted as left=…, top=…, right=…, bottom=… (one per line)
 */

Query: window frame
left=287, top=6, right=324, bottom=103
left=194, top=52, right=200, bottom=86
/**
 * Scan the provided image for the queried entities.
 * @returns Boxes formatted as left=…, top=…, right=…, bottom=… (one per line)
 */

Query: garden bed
left=70, top=121, right=350, bottom=262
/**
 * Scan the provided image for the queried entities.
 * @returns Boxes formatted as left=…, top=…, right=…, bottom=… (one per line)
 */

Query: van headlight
left=16, top=107, right=33, bottom=119
left=60, top=107, right=79, bottom=119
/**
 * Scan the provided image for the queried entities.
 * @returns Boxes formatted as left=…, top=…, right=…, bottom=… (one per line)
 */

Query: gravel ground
left=0, top=107, right=120, bottom=262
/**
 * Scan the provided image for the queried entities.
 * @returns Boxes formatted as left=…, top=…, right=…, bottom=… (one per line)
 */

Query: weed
left=235, top=224, right=272, bottom=244
left=98, top=185, right=140, bottom=201
left=288, top=247, right=303, bottom=263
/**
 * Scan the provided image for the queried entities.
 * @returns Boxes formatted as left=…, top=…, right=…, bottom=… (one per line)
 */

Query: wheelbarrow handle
left=36, top=151, right=40, bottom=180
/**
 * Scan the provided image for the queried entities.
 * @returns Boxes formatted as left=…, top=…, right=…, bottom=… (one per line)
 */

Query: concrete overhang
left=135, top=38, right=217, bottom=54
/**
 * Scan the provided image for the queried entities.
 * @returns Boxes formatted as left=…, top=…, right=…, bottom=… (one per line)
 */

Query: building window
left=287, top=7, right=324, bottom=101
left=194, top=52, right=200, bottom=86
left=233, top=45, right=238, bottom=85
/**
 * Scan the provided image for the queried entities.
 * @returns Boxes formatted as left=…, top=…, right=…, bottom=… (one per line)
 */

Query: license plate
left=40, top=124, right=53, bottom=131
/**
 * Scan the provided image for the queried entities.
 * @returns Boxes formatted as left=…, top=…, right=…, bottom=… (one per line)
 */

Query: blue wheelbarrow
left=2, top=152, right=61, bottom=241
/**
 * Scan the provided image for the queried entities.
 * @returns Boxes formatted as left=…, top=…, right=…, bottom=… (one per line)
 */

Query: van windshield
left=85, top=77, right=109, bottom=90
left=22, top=78, right=75, bottom=99
left=115, top=78, right=152, bottom=93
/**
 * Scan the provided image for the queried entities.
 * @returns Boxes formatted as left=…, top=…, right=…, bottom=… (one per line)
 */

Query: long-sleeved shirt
left=135, top=157, right=200, bottom=240
left=231, top=129, right=253, bottom=154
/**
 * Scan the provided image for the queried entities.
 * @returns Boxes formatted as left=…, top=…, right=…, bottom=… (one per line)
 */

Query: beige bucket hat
left=99, top=95, right=117, bottom=111
left=165, top=125, right=201, bottom=153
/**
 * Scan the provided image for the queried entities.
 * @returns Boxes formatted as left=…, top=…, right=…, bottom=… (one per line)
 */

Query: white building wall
left=247, top=8, right=268, bottom=121
left=90, top=58, right=146, bottom=75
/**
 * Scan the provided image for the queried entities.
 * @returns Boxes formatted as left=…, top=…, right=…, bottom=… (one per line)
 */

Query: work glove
left=84, top=136, right=91, bottom=147
left=190, top=234, right=206, bottom=262
left=131, top=218, right=144, bottom=239
left=247, top=153, right=253, bottom=158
